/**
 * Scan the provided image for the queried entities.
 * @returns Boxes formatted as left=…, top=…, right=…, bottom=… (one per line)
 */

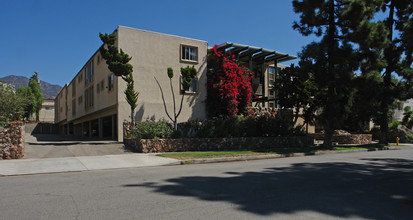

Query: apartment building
left=55, top=26, right=208, bottom=141
left=37, top=99, right=55, bottom=123
left=55, top=26, right=299, bottom=141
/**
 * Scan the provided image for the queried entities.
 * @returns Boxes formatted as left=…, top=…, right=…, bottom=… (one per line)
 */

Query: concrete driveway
left=24, top=133, right=132, bottom=159
left=0, top=133, right=179, bottom=176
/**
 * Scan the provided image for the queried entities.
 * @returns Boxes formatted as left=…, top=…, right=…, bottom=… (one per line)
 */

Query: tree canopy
left=29, top=72, right=44, bottom=122
left=292, top=0, right=413, bottom=144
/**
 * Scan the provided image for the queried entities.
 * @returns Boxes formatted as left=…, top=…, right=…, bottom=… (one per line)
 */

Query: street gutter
left=177, top=146, right=408, bottom=165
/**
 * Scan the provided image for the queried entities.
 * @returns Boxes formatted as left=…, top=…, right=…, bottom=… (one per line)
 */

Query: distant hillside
left=0, top=75, right=62, bottom=99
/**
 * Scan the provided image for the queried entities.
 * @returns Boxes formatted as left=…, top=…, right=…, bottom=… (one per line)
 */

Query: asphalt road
left=1, top=148, right=413, bottom=220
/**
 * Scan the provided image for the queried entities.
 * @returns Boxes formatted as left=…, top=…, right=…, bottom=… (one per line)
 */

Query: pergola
left=216, top=42, right=296, bottom=106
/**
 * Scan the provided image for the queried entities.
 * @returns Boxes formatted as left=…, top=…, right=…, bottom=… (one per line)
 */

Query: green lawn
left=332, top=146, right=366, bottom=151
left=389, top=144, right=408, bottom=147
left=157, top=144, right=387, bottom=160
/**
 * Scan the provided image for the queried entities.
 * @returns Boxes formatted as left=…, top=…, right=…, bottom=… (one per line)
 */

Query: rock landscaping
left=0, top=121, right=24, bottom=159
left=124, top=136, right=314, bottom=153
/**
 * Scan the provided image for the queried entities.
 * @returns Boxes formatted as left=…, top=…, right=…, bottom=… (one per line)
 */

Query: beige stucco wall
left=66, top=50, right=118, bottom=125
left=36, top=99, right=55, bottom=123
left=55, top=85, right=67, bottom=123
left=38, top=108, right=55, bottom=123
left=116, top=26, right=208, bottom=141
left=295, top=116, right=315, bottom=134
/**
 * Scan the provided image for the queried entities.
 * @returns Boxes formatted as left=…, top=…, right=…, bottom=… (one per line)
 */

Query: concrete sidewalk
left=0, top=154, right=180, bottom=176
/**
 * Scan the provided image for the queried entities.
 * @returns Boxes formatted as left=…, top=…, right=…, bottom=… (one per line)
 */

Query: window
left=78, top=72, right=83, bottom=83
left=269, top=66, right=275, bottom=74
left=78, top=95, right=83, bottom=105
left=97, top=83, right=100, bottom=93
left=85, top=66, right=89, bottom=85
left=84, top=90, right=88, bottom=108
left=269, top=90, right=274, bottom=97
left=181, top=45, right=198, bottom=62
left=72, top=99, right=76, bottom=117
left=90, top=60, right=94, bottom=81
left=72, top=81, right=76, bottom=97
left=85, top=60, right=94, bottom=85
left=108, top=75, right=114, bottom=91
left=84, top=86, right=94, bottom=110
left=269, top=102, right=274, bottom=108
left=269, top=66, right=275, bottom=83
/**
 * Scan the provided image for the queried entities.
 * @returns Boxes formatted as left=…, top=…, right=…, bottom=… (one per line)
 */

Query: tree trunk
left=131, top=108, right=135, bottom=127
left=379, top=1, right=394, bottom=145
left=323, top=0, right=336, bottom=148
left=324, top=122, right=334, bottom=148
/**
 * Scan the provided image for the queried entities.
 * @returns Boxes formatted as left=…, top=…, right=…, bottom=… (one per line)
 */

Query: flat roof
left=216, top=42, right=296, bottom=63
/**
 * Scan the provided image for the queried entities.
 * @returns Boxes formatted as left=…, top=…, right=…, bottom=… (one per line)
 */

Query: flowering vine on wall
left=207, top=45, right=254, bottom=117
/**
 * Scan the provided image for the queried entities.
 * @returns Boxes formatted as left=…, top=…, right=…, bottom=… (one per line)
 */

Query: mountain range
left=0, top=75, right=62, bottom=99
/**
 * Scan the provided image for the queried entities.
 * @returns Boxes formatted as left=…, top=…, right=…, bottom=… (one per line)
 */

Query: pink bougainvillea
left=207, top=45, right=254, bottom=116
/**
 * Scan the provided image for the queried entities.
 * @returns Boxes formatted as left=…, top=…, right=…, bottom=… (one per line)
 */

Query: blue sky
left=0, top=0, right=318, bottom=86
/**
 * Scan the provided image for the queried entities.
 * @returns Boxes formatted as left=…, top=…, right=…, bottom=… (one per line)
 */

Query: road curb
left=179, top=146, right=408, bottom=165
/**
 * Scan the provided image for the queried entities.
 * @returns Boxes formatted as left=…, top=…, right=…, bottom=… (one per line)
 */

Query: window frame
left=84, top=60, right=94, bottom=85
left=180, top=44, right=198, bottom=63
left=84, top=86, right=94, bottom=110
left=72, top=81, right=76, bottom=97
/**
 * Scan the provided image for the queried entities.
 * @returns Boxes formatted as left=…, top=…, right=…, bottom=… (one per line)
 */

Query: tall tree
left=378, top=0, right=413, bottom=144
left=341, top=0, right=388, bottom=131
left=16, top=86, right=35, bottom=121
left=293, top=0, right=359, bottom=147
left=99, top=32, right=139, bottom=125
left=29, top=72, right=43, bottom=122
left=344, top=0, right=413, bottom=143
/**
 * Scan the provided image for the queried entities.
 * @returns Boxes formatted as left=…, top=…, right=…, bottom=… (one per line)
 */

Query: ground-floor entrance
left=59, top=114, right=117, bottom=140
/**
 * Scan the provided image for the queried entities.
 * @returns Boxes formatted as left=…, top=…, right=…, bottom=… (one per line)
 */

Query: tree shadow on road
left=123, top=158, right=413, bottom=219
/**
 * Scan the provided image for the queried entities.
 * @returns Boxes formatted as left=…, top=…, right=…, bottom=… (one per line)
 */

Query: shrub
left=127, top=114, right=304, bottom=140
left=389, top=120, right=399, bottom=130
left=178, top=114, right=303, bottom=138
left=207, top=45, right=254, bottom=117
left=127, top=119, right=173, bottom=140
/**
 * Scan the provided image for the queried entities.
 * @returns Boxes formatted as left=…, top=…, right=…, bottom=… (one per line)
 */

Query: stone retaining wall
left=312, top=133, right=372, bottom=145
left=0, top=121, right=24, bottom=159
left=124, top=136, right=314, bottom=153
